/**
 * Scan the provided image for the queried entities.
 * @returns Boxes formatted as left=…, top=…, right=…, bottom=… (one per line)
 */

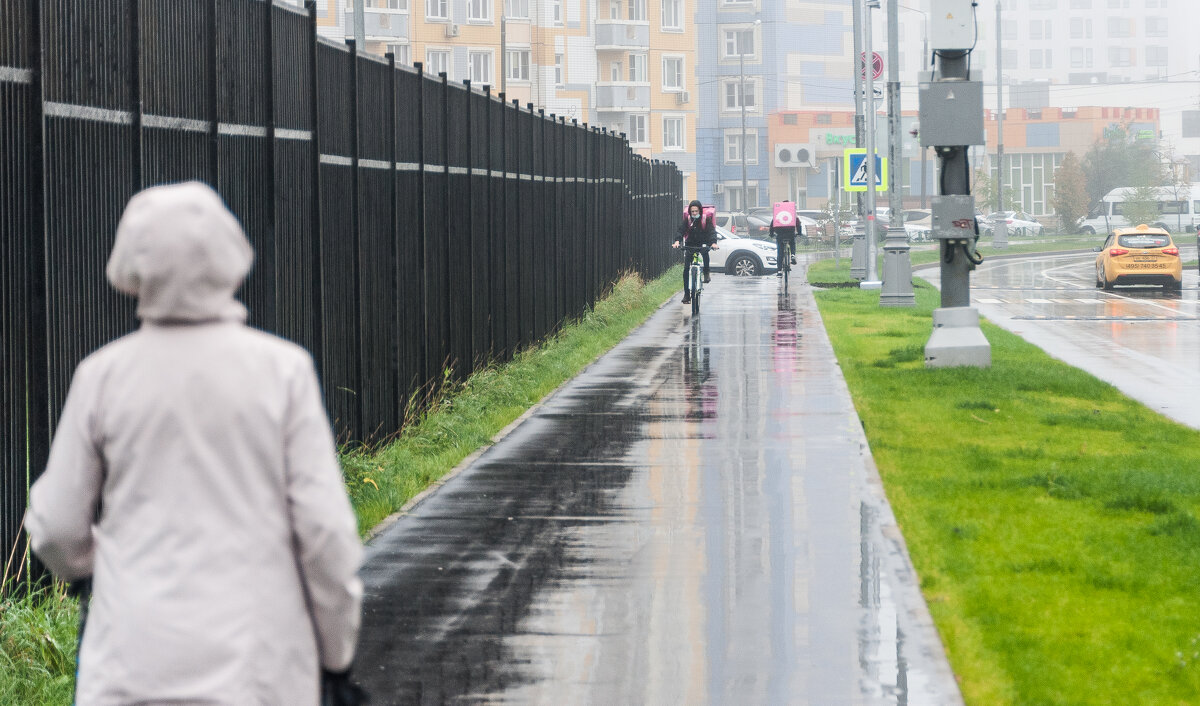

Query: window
left=468, top=50, right=493, bottom=83
left=609, top=60, right=622, bottom=81
left=724, top=130, right=758, bottom=163
left=372, top=0, right=407, bottom=8
left=723, top=78, right=757, bottom=110
left=467, top=0, right=490, bottom=21
left=1070, top=47, right=1094, bottom=68
left=387, top=43, right=411, bottom=65
left=506, top=49, right=530, bottom=81
left=555, top=53, right=564, bottom=86
left=1069, top=18, right=1092, bottom=39
left=1029, top=0, right=1056, bottom=7
left=723, top=28, right=755, bottom=58
left=663, top=116, right=684, bottom=150
left=1146, top=17, right=1168, bottom=38
left=506, top=0, right=529, bottom=18
left=425, top=49, right=450, bottom=76
left=1029, top=49, right=1043, bottom=69
left=627, top=113, right=647, bottom=144
left=629, top=0, right=646, bottom=20
left=551, top=0, right=562, bottom=24
left=1029, top=19, right=1051, bottom=40
left=1108, top=47, right=1133, bottom=67
left=724, top=185, right=759, bottom=211
left=609, top=0, right=622, bottom=19
left=1146, top=46, right=1168, bottom=67
left=1069, top=0, right=1090, bottom=7
left=1183, top=111, right=1200, bottom=139
left=426, top=0, right=447, bottom=19
left=1107, top=17, right=1132, bottom=38
left=661, top=56, right=683, bottom=90
left=629, top=53, right=647, bottom=82
left=661, top=0, right=682, bottom=30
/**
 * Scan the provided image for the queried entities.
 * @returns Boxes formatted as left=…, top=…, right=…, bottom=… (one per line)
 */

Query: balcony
left=594, top=21, right=649, bottom=50
left=594, top=83, right=650, bottom=111
left=343, top=8, right=409, bottom=40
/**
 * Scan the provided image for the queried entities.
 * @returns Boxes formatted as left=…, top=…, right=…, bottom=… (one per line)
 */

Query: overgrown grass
left=809, top=260, right=1200, bottom=704
left=0, top=579, right=78, bottom=705
left=342, top=267, right=682, bottom=534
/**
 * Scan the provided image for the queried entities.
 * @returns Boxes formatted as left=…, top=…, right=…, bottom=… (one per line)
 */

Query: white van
left=1079, top=185, right=1200, bottom=235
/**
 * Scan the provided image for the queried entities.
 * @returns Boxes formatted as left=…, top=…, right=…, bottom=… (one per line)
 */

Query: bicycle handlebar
left=680, top=244, right=713, bottom=252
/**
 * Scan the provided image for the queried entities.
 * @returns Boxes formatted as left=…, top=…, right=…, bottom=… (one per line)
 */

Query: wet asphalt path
left=354, top=268, right=961, bottom=705
left=922, top=246, right=1200, bottom=428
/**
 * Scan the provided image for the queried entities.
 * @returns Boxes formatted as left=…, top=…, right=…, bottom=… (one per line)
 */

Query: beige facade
left=313, top=0, right=696, bottom=199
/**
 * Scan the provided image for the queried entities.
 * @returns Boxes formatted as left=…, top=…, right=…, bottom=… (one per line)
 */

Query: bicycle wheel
left=783, top=245, right=790, bottom=292
left=692, top=289, right=700, bottom=316
left=690, top=265, right=701, bottom=315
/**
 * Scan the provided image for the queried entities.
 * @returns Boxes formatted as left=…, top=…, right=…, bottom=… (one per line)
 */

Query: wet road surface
left=355, top=270, right=963, bottom=705
left=922, top=248, right=1200, bottom=428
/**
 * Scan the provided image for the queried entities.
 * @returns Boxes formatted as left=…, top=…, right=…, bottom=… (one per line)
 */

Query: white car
left=708, top=225, right=779, bottom=276
left=986, top=211, right=1044, bottom=237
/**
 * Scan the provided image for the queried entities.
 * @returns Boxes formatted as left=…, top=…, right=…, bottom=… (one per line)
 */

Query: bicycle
left=780, top=240, right=792, bottom=293
left=681, top=244, right=711, bottom=316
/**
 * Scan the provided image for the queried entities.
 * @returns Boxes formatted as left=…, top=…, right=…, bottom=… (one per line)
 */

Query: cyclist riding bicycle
left=673, top=199, right=718, bottom=304
left=770, top=200, right=799, bottom=278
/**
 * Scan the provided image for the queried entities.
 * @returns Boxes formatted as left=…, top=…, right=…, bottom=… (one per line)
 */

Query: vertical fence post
left=22, top=0, right=50, bottom=577
left=129, top=0, right=143, bottom=190
left=207, top=0, right=219, bottom=177
left=304, top=1, right=324, bottom=374
left=387, top=51, right=401, bottom=426
left=347, top=41, right=364, bottom=438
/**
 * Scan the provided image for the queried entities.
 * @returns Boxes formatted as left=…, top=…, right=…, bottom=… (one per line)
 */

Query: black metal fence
left=0, top=0, right=682, bottom=575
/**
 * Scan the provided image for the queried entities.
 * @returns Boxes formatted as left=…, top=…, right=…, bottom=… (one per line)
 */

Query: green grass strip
left=343, top=267, right=682, bottom=534
left=809, top=260, right=1200, bottom=704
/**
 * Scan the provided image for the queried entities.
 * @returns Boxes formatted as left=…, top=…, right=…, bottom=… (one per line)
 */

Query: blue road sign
left=842, top=148, right=888, bottom=192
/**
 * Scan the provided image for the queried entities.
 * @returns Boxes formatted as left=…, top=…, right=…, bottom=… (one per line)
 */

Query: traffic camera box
left=918, top=79, right=984, bottom=147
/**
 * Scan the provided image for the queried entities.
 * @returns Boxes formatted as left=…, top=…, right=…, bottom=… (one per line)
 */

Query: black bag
left=321, top=670, right=369, bottom=706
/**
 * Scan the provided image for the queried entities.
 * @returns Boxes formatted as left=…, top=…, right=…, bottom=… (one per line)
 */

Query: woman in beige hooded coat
left=25, top=182, right=364, bottom=705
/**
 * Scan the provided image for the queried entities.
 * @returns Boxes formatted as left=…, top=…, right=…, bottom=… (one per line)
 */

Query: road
left=354, top=272, right=962, bottom=705
left=921, top=247, right=1200, bottom=429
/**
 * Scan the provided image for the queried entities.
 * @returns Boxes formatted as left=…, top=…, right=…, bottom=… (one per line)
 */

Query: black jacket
left=770, top=223, right=797, bottom=243
left=676, top=215, right=716, bottom=247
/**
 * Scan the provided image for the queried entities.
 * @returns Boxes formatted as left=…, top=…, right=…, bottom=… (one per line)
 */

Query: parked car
left=985, top=211, right=1044, bottom=237
left=902, top=208, right=932, bottom=241
left=1094, top=224, right=1181, bottom=291
left=709, top=225, right=779, bottom=276
left=715, top=212, right=753, bottom=237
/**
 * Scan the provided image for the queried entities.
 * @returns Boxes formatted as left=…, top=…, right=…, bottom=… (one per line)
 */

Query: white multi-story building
left=878, top=0, right=1199, bottom=86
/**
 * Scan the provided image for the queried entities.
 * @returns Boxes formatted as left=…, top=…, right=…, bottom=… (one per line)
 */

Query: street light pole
left=863, top=0, right=880, bottom=286
left=851, top=0, right=868, bottom=278
left=353, top=0, right=366, bottom=53
left=994, top=0, right=1008, bottom=246
left=880, top=0, right=914, bottom=306
left=740, top=49, right=748, bottom=215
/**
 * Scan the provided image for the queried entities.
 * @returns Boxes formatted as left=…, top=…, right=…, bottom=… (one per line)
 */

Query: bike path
left=354, top=269, right=963, bottom=705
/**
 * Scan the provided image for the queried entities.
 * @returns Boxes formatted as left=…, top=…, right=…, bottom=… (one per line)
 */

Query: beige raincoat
left=26, top=182, right=363, bottom=705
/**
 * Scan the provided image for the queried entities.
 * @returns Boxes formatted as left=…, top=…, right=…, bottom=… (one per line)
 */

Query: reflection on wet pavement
left=927, top=252, right=1200, bottom=428
left=355, top=271, right=962, bottom=705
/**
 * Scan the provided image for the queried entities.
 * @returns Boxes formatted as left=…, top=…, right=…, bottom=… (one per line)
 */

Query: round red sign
left=860, top=52, right=884, bottom=80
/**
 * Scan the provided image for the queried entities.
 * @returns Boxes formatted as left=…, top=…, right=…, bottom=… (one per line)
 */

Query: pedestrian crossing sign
left=842, top=148, right=888, bottom=192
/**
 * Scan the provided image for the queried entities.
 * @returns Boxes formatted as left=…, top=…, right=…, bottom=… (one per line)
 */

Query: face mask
left=691, top=213, right=700, bottom=221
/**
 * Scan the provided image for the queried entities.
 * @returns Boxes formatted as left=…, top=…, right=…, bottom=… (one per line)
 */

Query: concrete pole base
left=992, top=220, right=1008, bottom=249
left=850, top=230, right=867, bottom=280
left=880, top=226, right=915, bottom=307
left=924, top=307, right=991, bottom=368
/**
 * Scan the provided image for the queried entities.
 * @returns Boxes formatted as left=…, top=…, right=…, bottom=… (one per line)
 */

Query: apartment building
left=696, top=0, right=856, bottom=212
left=877, top=0, right=1198, bottom=85
left=306, top=0, right=697, bottom=199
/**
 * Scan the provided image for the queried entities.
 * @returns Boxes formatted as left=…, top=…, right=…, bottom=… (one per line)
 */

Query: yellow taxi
left=1094, top=224, right=1182, bottom=291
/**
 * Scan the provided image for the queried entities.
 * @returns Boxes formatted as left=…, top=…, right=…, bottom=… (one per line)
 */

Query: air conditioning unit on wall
left=774, top=143, right=815, bottom=168
left=445, top=23, right=459, bottom=38
left=675, top=91, right=690, bottom=105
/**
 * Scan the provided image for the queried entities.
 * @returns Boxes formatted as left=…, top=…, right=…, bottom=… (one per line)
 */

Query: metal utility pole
left=921, top=28, right=929, bottom=208
left=863, top=0, right=881, bottom=286
left=881, top=0, right=914, bottom=306
left=920, top=0, right=990, bottom=367
left=352, top=0, right=366, bottom=53
left=993, top=0, right=1008, bottom=247
left=851, top=0, right=868, bottom=278
left=501, top=16, right=507, bottom=94
left=740, top=49, right=749, bottom=214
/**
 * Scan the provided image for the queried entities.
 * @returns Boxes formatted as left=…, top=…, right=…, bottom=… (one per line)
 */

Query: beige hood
left=106, top=181, right=253, bottom=322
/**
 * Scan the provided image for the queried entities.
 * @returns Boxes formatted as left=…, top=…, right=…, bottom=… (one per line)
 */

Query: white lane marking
left=977, top=298, right=1005, bottom=304
left=1027, top=298, right=1052, bottom=304
left=1074, top=298, right=1103, bottom=303
left=989, top=255, right=1195, bottom=319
